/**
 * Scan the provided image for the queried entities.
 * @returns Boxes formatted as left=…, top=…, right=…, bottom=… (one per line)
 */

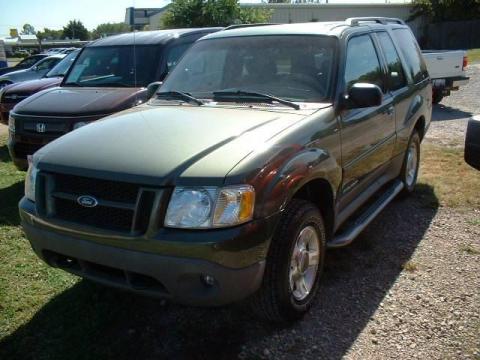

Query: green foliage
left=36, top=28, right=64, bottom=41
left=21, top=24, right=36, bottom=35
left=410, top=0, right=480, bottom=22
left=62, top=20, right=89, bottom=41
left=91, top=22, right=132, bottom=39
left=162, top=0, right=271, bottom=28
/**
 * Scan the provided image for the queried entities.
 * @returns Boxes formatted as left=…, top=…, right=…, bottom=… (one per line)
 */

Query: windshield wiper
left=213, top=90, right=300, bottom=110
left=156, top=91, right=204, bottom=106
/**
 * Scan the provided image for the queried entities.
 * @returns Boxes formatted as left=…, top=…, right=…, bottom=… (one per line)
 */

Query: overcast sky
left=0, top=0, right=411, bottom=36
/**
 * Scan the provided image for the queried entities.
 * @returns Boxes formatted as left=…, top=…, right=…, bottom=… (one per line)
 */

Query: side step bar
left=327, top=180, right=404, bottom=248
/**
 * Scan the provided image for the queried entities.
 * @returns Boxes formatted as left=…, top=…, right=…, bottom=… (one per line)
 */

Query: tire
left=432, top=91, right=443, bottom=104
left=249, top=199, right=326, bottom=323
left=399, top=130, right=421, bottom=196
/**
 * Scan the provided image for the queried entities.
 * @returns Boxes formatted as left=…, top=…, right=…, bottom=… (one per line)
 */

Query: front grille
left=2, top=94, right=30, bottom=104
left=55, top=173, right=139, bottom=203
left=55, top=198, right=134, bottom=232
left=41, top=172, right=160, bottom=234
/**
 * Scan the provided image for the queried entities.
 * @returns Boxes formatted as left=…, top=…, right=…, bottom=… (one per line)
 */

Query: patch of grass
left=460, top=244, right=480, bottom=255
left=402, top=261, right=418, bottom=272
left=467, top=218, right=480, bottom=226
left=467, top=48, right=480, bottom=63
left=418, top=144, right=480, bottom=208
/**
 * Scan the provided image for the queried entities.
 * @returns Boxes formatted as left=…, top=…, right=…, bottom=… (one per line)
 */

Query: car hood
left=13, top=87, right=145, bottom=117
left=36, top=104, right=322, bottom=186
left=2, top=77, right=61, bottom=96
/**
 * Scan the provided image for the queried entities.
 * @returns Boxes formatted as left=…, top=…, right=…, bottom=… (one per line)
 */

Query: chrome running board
left=327, top=180, right=404, bottom=248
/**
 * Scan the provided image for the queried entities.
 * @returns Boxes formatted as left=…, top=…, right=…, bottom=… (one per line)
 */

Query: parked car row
left=4, top=28, right=221, bottom=169
left=0, top=50, right=80, bottom=125
left=15, top=18, right=440, bottom=323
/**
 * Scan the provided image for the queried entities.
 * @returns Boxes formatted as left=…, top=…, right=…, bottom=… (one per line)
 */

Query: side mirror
left=465, top=116, right=480, bottom=171
left=344, top=83, right=383, bottom=109
left=31, top=65, right=38, bottom=71
left=146, top=81, right=163, bottom=99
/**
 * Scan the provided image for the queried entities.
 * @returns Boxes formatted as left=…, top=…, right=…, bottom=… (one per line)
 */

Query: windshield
left=45, top=50, right=79, bottom=78
left=161, top=35, right=337, bottom=103
left=64, top=45, right=161, bottom=87
left=17, top=55, right=44, bottom=68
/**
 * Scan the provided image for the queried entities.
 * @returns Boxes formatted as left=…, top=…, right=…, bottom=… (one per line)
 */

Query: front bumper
left=8, top=132, right=59, bottom=170
left=0, top=102, right=13, bottom=124
left=20, top=198, right=278, bottom=306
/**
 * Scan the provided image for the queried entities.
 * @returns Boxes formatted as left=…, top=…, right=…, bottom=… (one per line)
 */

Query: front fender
left=246, top=144, right=341, bottom=218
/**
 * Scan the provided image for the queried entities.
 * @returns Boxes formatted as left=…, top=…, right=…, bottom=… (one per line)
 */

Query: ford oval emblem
left=77, top=195, right=98, bottom=208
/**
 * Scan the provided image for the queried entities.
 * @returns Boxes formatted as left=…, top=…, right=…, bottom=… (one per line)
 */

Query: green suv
left=20, top=18, right=432, bottom=323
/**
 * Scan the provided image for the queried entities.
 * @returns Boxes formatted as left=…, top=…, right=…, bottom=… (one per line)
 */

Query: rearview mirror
left=465, top=116, right=480, bottom=170
left=344, top=83, right=383, bottom=109
left=146, top=81, right=163, bottom=99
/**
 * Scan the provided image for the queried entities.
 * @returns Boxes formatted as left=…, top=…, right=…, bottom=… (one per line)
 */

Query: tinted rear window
left=392, top=28, right=428, bottom=84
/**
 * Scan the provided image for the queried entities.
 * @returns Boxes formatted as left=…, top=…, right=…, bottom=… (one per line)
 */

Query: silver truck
left=423, top=50, right=469, bottom=104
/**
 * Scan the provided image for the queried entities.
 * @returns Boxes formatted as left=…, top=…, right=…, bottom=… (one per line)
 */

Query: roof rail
left=224, top=23, right=279, bottom=31
left=346, top=17, right=406, bottom=26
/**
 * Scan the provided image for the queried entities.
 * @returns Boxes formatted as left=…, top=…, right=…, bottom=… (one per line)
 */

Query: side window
left=377, top=32, right=407, bottom=91
left=392, top=28, right=428, bottom=84
left=36, top=58, right=59, bottom=71
left=166, top=43, right=190, bottom=72
left=344, top=35, right=384, bottom=92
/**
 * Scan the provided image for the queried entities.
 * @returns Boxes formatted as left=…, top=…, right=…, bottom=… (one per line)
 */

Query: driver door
left=338, top=33, right=396, bottom=211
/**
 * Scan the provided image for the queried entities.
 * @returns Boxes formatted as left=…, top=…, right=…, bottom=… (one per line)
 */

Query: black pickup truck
left=7, top=28, right=221, bottom=169
left=20, top=18, right=432, bottom=323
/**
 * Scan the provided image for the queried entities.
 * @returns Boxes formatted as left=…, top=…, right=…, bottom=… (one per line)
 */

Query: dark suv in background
left=8, top=28, right=221, bottom=169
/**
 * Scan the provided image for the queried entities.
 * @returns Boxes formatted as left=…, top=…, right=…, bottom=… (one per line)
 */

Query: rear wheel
left=250, top=199, right=326, bottom=323
left=400, top=131, right=421, bottom=196
left=432, top=90, right=443, bottom=104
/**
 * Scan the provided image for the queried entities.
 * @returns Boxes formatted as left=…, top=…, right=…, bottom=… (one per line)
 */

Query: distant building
left=125, top=6, right=170, bottom=30
left=124, top=2, right=423, bottom=36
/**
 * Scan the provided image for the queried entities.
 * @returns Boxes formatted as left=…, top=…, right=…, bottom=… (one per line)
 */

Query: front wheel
left=400, top=131, right=421, bottom=196
left=249, top=199, right=326, bottom=323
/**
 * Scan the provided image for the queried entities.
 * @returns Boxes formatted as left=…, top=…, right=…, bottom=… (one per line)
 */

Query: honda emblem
left=36, top=123, right=46, bottom=133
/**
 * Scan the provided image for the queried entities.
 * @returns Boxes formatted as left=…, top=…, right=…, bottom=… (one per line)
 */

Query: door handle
left=385, top=106, right=394, bottom=115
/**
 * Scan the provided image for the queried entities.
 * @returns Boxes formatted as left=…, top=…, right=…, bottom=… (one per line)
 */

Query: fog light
left=202, top=274, right=215, bottom=287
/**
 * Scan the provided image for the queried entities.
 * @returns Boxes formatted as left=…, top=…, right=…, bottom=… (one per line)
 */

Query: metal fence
left=425, top=20, right=480, bottom=50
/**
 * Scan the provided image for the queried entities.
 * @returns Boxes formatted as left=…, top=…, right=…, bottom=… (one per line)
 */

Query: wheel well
left=414, top=116, right=426, bottom=141
left=293, top=179, right=334, bottom=239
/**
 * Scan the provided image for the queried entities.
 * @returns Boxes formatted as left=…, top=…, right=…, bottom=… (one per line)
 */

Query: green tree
left=37, top=28, right=64, bottom=41
left=162, top=0, right=271, bottom=28
left=409, top=0, right=480, bottom=22
left=21, top=23, right=36, bottom=35
left=63, top=20, right=90, bottom=40
left=91, top=22, right=131, bottom=39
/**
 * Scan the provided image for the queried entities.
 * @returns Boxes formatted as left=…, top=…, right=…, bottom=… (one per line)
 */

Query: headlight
left=73, top=121, right=92, bottom=130
left=25, top=155, right=39, bottom=202
left=165, top=185, right=255, bottom=229
left=8, top=114, right=15, bottom=133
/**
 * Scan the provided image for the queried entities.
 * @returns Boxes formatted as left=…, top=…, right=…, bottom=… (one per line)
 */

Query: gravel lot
left=1, top=65, right=479, bottom=360
left=426, top=63, right=479, bottom=147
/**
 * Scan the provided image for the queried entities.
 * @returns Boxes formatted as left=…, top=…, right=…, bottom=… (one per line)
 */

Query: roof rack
left=346, top=17, right=406, bottom=26
left=224, top=23, right=279, bottom=31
